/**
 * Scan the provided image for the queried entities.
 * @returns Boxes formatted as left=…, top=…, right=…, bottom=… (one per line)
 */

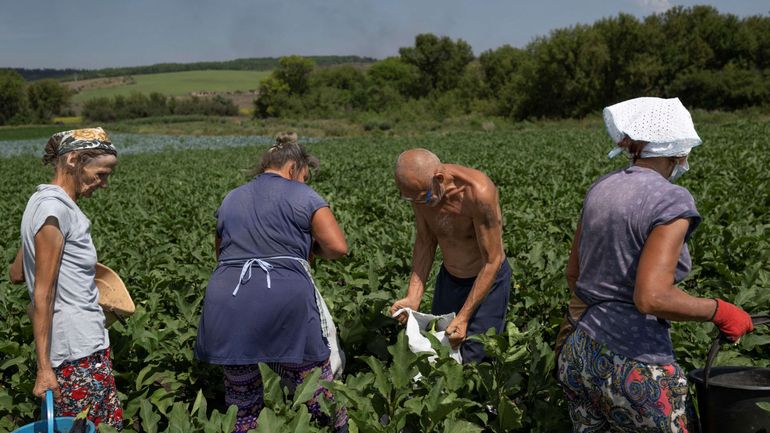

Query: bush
left=274, top=55, right=315, bottom=95
left=0, top=70, right=27, bottom=125
left=254, top=77, right=292, bottom=118
left=670, top=65, right=770, bottom=110
left=82, top=97, right=118, bottom=122
left=26, top=79, right=72, bottom=123
left=310, top=65, right=367, bottom=91
left=82, top=92, right=238, bottom=122
left=173, top=95, right=238, bottom=116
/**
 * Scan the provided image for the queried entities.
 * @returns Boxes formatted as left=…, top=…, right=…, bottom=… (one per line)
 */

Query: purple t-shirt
left=575, top=165, right=701, bottom=364
left=216, top=173, right=328, bottom=262
left=195, top=173, right=331, bottom=364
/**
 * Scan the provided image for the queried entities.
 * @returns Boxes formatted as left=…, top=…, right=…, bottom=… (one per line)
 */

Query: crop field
left=1, top=122, right=769, bottom=432
left=69, top=70, right=271, bottom=103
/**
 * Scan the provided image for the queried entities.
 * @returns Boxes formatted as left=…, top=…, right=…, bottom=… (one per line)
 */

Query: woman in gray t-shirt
left=556, top=98, right=754, bottom=433
left=8, top=128, right=124, bottom=431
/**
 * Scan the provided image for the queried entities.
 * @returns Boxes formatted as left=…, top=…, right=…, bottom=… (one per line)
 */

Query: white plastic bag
left=392, top=308, right=462, bottom=364
left=315, top=288, right=346, bottom=379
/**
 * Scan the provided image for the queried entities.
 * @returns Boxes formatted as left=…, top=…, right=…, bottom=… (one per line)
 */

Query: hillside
left=67, top=70, right=271, bottom=109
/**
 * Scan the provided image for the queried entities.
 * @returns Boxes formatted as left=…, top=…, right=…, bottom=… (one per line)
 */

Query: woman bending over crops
left=8, top=128, right=123, bottom=430
left=557, top=97, right=754, bottom=433
left=195, top=132, right=349, bottom=432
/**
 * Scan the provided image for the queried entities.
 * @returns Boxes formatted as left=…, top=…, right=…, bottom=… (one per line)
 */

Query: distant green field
left=0, top=125, right=74, bottom=141
left=71, top=70, right=270, bottom=102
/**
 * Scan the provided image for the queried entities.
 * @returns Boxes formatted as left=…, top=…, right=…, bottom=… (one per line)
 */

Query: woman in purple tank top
left=556, top=98, right=754, bottom=433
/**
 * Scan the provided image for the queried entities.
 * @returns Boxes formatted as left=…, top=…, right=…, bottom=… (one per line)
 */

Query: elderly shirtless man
left=389, top=148, right=510, bottom=363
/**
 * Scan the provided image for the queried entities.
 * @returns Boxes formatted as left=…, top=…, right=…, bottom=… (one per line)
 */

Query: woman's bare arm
left=31, top=217, right=65, bottom=399
left=311, top=207, right=348, bottom=260
left=9, top=247, right=25, bottom=284
left=634, top=218, right=716, bottom=321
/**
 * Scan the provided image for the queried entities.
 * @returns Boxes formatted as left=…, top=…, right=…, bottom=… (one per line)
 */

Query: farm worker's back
left=194, top=132, right=349, bottom=433
left=557, top=97, right=754, bottom=432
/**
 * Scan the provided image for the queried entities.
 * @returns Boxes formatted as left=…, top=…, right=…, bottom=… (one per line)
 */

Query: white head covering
left=603, top=97, right=701, bottom=159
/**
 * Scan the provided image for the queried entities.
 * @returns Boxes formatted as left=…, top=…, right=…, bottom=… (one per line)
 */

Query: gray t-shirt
left=21, top=184, right=109, bottom=367
left=575, top=166, right=701, bottom=364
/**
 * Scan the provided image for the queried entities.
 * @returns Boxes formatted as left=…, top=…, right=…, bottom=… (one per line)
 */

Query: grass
left=71, top=70, right=271, bottom=102
left=3, top=108, right=767, bottom=142
left=0, top=125, right=74, bottom=141
left=52, top=116, right=82, bottom=124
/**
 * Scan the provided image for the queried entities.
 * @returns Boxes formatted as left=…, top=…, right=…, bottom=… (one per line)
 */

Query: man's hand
left=33, top=367, right=61, bottom=401
left=390, top=297, right=421, bottom=325
left=445, top=316, right=468, bottom=349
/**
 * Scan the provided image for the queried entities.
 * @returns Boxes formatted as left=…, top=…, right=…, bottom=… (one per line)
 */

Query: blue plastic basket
left=12, top=390, right=96, bottom=433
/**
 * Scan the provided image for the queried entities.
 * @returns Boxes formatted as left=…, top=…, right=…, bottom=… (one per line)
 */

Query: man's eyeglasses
left=401, top=188, right=432, bottom=204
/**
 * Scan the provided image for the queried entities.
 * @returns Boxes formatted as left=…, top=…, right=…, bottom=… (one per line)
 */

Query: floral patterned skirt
left=557, top=328, right=697, bottom=433
left=54, top=347, right=123, bottom=431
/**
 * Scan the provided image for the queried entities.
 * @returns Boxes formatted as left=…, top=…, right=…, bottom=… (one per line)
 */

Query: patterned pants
left=557, top=328, right=698, bottom=433
left=54, top=348, right=123, bottom=431
left=224, top=358, right=348, bottom=433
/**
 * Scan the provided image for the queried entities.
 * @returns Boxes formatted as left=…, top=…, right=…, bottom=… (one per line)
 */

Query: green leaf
left=403, top=398, right=423, bottom=417
left=203, top=410, right=222, bottom=433
left=167, top=402, right=193, bottom=433
left=738, top=333, right=770, bottom=351
left=288, top=404, right=312, bottom=433
left=0, top=356, right=25, bottom=371
left=362, top=356, right=392, bottom=399
left=442, top=419, right=483, bottom=433
left=424, top=376, right=445, bottom=413
left=149, top=387, right=174, bottom=415
left=140, top=399, right=160, bottom=433
left=757, top=402, right=770, bottom=413
left=259, top=363, right=286, bottom=408
left=135, top=364, right=157, bottom=391
left=98, top=424, right=121, bottom=433
left=255, top=408, right=288, bottom=433
left=222, top=404, right=239, bottom=433
left=497, top=397, right=523, bottom=430
left=292, top=367, right=322, bottom=409
left=386, top=331, right=418, bottom=388
left=193, top=389, right=207, bottom=423
left=437, top=359, right=464, bottom=391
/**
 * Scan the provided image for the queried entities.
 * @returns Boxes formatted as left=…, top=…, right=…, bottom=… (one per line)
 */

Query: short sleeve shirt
left=21, top=185, right=109, bottom=367
left=194, top=173, right=331, bottom=364
left=575, top=166, right=701, bottom=364
left=216, top=173, right=328, bottom=262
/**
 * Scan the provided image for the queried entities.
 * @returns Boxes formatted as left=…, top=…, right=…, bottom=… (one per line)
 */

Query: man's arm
left=9, top=247, right=25, bottom=284
left=446, top=184, right=505, bottom=347
left=390, top=206, right=438, bottom=324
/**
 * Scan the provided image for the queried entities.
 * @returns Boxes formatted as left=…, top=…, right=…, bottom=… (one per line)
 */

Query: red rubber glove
left=711, top=299, right=754, bottom=342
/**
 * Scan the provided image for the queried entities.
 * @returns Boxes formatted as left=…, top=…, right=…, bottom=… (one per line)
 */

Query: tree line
left=254, top=6, right=770, bottom=120
left=12, top=56, right=376, bottom=82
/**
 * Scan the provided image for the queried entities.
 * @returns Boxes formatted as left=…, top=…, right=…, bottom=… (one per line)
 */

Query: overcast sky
left=1, top=0, right=767, bottom=69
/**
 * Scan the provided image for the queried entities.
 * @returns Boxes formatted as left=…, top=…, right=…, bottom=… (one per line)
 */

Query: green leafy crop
left=1, top=120, right=768, bottom=432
